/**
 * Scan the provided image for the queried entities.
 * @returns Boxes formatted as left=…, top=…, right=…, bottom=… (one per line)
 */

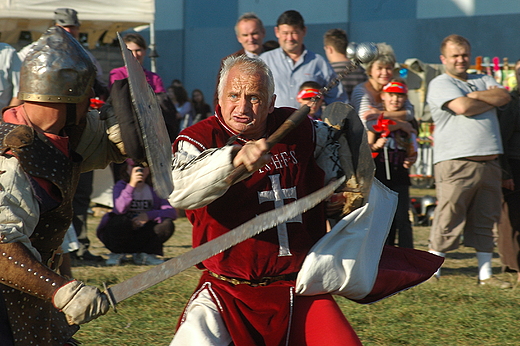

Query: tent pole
left=149, top=21, right=157, bottom=73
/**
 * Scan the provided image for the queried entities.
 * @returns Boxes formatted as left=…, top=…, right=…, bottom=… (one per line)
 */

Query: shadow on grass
left=164, top=244, right=192, bottom=249
left=70, top=259, right=106, bottom=268
left=445, top=252, right=475, bottom=260
left=441, top=266, right=478, bottom=276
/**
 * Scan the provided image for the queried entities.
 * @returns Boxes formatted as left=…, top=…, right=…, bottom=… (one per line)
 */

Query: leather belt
left=208, top=271, right=298, bottom=287
left=456, top=157, right=498, bottom=163
left=41, top=250, right=63, bottom=271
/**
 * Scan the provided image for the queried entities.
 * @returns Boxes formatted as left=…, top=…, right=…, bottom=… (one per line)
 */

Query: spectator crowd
left=1, top=5, right=519, bottom=346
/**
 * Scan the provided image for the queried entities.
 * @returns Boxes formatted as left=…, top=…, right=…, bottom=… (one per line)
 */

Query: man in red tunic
left=169, top=55, right=362, bottom=345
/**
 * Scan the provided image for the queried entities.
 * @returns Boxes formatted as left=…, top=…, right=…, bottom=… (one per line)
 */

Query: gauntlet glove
left=53, top=280, right=110, bottom=325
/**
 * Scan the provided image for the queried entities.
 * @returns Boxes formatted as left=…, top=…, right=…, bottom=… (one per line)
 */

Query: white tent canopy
left=0, top=0, right=154, bottom=48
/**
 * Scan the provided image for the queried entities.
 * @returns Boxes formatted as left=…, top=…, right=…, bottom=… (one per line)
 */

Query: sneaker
left=106, top=253, right=126, bottom=266
left=133, top=253, right=164, bottom=265
left=478, top=276, right=512, bottom=289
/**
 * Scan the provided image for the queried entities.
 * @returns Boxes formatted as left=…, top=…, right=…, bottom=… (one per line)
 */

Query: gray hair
left=218, top=55, right=275, bottom=103
left=364, top=42, right=396, bottom=74
left=234, top=12, right=265, bottom=36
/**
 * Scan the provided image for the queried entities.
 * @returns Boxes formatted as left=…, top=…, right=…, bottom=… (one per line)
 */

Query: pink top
left=109, top=66, right=166, bottom=93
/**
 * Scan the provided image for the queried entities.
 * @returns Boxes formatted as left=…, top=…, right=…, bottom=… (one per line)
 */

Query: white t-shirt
left=427, top=73, right=503, bottom=163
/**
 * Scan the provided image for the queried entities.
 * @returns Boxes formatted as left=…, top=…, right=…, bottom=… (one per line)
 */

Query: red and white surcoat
left=169, top=106, right=350, bottom=345
left=174, top=107, right=329, bottom=279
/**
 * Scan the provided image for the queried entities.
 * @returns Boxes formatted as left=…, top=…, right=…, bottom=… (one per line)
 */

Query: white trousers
left=170, top=282, right=232, bottom=346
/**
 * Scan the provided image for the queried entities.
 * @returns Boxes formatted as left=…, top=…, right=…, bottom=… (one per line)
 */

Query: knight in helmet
left=0, top=26, right=127, bottom=345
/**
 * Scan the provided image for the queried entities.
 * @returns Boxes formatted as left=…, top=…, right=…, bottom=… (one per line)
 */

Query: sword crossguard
left=103, top=282, right=118, bottom=313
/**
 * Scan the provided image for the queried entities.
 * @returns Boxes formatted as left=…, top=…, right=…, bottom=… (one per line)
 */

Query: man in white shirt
left=260, top=10, right=347, bottom=109
left=213, top=13, right=267, bottom=108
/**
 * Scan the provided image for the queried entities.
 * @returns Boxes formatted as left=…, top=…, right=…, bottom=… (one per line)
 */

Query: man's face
left=60, top=25, right=80, bottom=40
left=275, top=24, right=306, bottom=55
left=440, top=41, right=470, bottom=79
left=126, top=42, right=146, bottom=65
left=219, top=65, right=275, bottom=139
left=236, top=19, right=265, bottom=55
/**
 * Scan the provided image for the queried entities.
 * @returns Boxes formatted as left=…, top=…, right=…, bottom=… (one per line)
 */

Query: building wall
left=146, top=0, right=520, bottom=106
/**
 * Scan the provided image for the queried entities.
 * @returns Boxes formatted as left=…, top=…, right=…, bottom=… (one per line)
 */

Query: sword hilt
left=225, top=105, right=311, bottom=185
left=103, top=282, right=118, bottom=313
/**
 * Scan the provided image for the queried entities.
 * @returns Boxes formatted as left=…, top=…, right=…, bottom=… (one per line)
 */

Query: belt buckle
left=46, top=250, right=63, bottom=271
left=257, top=276, right=276, bottom=286
left=229, top=277, right=243, bottom=286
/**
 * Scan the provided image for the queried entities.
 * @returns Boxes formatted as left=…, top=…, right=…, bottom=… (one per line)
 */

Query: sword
left=104, top=176, right=345, bottom=309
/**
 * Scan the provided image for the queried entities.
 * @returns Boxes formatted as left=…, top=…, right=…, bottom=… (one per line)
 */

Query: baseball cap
left=54, top=8, right=80, bottom=27
left=297, top=88, right=321, bottom=100
left=382, top=81, right=408, bottom=94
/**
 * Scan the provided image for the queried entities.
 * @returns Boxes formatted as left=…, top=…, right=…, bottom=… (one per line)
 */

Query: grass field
left=71, top=206, right=520, bottom=346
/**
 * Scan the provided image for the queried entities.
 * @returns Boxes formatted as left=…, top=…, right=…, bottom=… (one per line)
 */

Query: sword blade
left=106, top=176, right=345, bottom=304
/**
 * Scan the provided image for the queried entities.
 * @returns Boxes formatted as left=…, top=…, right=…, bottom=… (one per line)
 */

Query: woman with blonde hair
left=351, top=43, right=415, bottom=130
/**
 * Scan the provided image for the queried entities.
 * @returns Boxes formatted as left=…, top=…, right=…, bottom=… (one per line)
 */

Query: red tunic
left=173, top=107, right=338, bottom=345
left=175, top=107, right=327, bottom=280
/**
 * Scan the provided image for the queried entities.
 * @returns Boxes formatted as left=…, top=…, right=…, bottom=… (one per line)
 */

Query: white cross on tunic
left=258, top=174, right=302, bottom=256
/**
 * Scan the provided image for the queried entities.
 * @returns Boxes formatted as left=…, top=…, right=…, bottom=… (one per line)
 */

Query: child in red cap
left=296, top=81, right=324, bottom=120
left=368, top=79, right=417, bottom=248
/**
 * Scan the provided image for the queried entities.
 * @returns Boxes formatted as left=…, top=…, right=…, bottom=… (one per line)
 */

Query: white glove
left=53, top=280, right=110, bottom=325
left=100, top=103, right=127, bottom=155
left=107, top=123, right=127, bottom=155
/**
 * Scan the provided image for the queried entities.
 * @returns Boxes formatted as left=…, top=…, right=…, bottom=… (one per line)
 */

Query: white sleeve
left=76, top=110, right=127, bottom=172
left=0, top=156, right=42, bottom=261
left=169, top=141, right=237, bottom=210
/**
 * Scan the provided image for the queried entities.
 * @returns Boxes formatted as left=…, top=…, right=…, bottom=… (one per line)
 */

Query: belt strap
left=208, top=271, right=298, bottom=287
left=41, top=249, right=63, bottom=271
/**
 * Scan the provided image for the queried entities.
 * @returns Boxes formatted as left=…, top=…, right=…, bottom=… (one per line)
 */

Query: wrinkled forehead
left=227, top=66, right=269, bottom=95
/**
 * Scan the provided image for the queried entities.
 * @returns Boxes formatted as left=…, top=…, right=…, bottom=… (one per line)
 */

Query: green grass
left=71, top=209, right=520, bottom=346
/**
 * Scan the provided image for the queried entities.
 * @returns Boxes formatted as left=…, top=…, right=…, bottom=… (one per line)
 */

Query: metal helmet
left=18, top=26, right=96, bottom=103
left=420, top=195, right=437, bottom=214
